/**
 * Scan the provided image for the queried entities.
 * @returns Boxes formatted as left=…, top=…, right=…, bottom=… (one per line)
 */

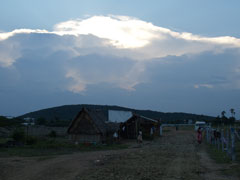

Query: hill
left=19, top=104, right=215, bottom=126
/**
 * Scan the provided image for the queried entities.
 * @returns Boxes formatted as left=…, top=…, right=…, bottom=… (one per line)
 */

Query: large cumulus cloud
left=0, top=15, right=240, bottom=96
left=1, top=15, right=240, bottom=64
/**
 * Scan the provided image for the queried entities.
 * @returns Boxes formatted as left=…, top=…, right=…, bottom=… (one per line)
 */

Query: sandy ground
left=0, top=128, right=238, bottom=180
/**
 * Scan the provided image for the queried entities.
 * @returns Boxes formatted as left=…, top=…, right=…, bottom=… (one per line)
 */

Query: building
left=22, top=117, right=35, bottom=126
left=119, top=114, right=160, bottom=139
left=68, top=108, right=160, bottom=143
left=67, top=108, right=119, bottom=144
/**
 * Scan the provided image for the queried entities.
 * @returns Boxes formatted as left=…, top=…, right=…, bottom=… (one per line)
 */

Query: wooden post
left=126, top=123, right=129, bottom=139
left=209, top=128, right=211, bottom=143
left=231, top=128, right=236, bottom=161
left=210, top=129, right=212, bottom=144
left=235, top=130, right=240, bottom=141
left=226, top=128, right=230, bottom=156
left=135, top=119, right=138, bottom=139
left=209, top=129, right=212, bottom=144
left=206, top=128, right=208, bottom=142
left=215, top=130, right=217, bottom=147
left=160, top=125, right=162, bottom=136
left=208, top=128, right=211, bottom=143
left=221, top=129, right=224, bottom=152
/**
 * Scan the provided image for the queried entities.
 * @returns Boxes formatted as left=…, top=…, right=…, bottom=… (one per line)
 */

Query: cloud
left=53, top=15, right=240, bottom=50
left=0, top=29, right=49, bottom=41
left=1, top=43, right=240, bottom=117
left=0, top=41, right=21, bottom=67
left=194, top=84, right=214, bottom=89
left=0, top=15, right=240, bottom=68
left=65, top=69, right=87, bottom=93
left=117, top=62, right=145, bottom=91
left=1, top=15, right=240, bottom=92
left=64, top=54, right=143, bottom=93
left=53, top=16, right=159, bottom=49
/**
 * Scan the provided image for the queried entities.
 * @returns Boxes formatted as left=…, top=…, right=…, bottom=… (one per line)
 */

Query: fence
left=26, top=125, right=68, bottom=137
left=205, top=126, right=240, bottom=161
left=159, top=124, right=194, bottom=136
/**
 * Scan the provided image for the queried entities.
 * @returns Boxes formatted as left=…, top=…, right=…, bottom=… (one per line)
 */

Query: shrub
left=48, top=130, right=57, bottom=138
left=11, top=128, right=25, bottom=142
left=26, top=136, right=38, bottom=145
left=36, top=117, right=47, bottom=125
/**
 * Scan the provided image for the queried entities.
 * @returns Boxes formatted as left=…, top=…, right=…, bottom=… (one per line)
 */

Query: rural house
left=119, top=114, right=160, bottom=139
left=68, top=108, right=160, bottom=143
left=67, top=108, right=119, bottom=144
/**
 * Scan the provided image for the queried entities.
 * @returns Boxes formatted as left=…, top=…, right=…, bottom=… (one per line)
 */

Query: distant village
left=0, top=106, right=239, bottom=146
left=0, top=107, right=199, bottom=146
left=1, top=108, right=160, bottom=143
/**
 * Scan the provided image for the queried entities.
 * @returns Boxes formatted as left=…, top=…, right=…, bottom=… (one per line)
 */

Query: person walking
left=137, top=130, right=143, bottom=143
left=197, top=127, right=202, bottom=144
left=113, top=131, right=118, bottom=143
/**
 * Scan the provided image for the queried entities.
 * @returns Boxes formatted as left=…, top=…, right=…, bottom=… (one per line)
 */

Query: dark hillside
left=19, top=104, right=214, bottom=126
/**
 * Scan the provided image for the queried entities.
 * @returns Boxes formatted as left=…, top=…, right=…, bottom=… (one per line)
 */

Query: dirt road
left=0, top=128, right=238, bottom=180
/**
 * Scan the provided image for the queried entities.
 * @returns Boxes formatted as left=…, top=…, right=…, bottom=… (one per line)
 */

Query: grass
left=37, top=156, right=56, bottom=161
left=206, top=144, right=231, bottom=164
left=162, top=125, right=194, bottom=132
left=0, top=138, right=129, bottom=157
left=236, top=140, right=240, bottom=162
left=179, top=125, right=194, bottom=131
left=0, top=137, right=10, bottom=144
left=206, top=142, right=240, bottom=178
left=163, top=129, right=171, bottom=133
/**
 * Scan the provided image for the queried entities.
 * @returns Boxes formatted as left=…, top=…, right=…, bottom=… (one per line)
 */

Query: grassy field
left=206, top=144, right=231, bottom=163
left=236, top=140, right=240, bottom=161
left=206, top=135, right=240, bottom=178
left=0, top=138, right=128, bottom=157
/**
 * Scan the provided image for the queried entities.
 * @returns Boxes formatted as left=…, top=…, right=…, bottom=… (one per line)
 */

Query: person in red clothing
left=197, top=127, right=202, bottom=144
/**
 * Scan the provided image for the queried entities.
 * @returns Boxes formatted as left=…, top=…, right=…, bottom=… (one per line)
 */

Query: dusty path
left=0, top=148, right=136, bottom=180
left=0, top=128, right=238, bottom=180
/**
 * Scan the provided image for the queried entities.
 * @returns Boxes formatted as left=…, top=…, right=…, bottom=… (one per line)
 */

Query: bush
left=11, top=128, right=26, bottom=142
left=26, top=136, right=38, bottom=145
left=36, top=117, right=47, bottom=125
left=48, top=130, right=57, bottom=138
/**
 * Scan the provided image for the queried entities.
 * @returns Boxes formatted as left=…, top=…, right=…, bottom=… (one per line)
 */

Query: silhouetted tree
left=230, top=108, right=235, bottom=118
left=48, top=130, right=57, bottom=138
left=215, top=115, right=221, bottom=125
left=229, top=116, right=235, bottom=125
left=221, top=111, right=226, bottom=118
left=12, top=128, right=25, bottom=142
left=36, top=117, right=46, bottom=125
left=221, top=111, right=229, bottom=125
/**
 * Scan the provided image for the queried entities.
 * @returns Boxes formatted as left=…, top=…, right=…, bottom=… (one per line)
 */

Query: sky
left=0, top=0, right=240, bottom=118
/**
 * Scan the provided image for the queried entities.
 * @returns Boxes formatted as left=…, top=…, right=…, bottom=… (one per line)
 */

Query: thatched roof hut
left=120, top=114, right=160, bottom=139
left=67, top=108, right=119, bottom=144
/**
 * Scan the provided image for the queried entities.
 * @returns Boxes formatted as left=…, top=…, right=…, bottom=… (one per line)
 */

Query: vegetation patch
left=206, top=144, right=231, bottom=164
left=0, top=138, right=129, bottom=157
left=206, top=143, right=240, bottom=178
left=37, top=156, right=56, bottom=161
left=179, top=125, right=194, bottom=131
left=163, top=129, right=170, bottom=133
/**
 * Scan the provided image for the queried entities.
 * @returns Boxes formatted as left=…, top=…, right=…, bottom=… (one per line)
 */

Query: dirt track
left=0, top=128, right=238, bottom=180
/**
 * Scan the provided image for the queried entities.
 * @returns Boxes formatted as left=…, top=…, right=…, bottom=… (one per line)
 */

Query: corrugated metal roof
left=108, top=110, right=133, bottom=123
left=138, top=115, right=158, bottom=123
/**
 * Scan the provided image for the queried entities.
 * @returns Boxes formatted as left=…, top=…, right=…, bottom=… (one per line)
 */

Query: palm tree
left=230, top=108, right=235, bottom=118
left=221, top=111, right=226, bottom=125
left=229, top=108, right=236, bottom=125
left=221, top=111, right=226, bottom=118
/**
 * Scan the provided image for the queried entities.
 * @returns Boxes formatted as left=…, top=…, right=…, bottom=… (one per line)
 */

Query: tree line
left=213, top=108, right=238, bottom=125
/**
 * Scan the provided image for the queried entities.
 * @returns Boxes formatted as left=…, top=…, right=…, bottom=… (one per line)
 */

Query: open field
left=0, top=138, right=128, bottom=157
left=0, top=127, right=239, bottom=180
